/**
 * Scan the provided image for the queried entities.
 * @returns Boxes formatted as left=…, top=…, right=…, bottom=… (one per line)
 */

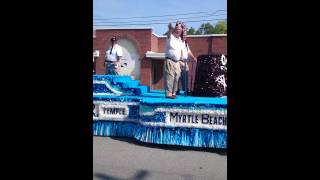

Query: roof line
left=152, top=32, right=227, bottom=38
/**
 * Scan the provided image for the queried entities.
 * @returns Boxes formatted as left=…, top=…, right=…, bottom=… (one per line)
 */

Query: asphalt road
left=93, top=136, right=227, bottom=180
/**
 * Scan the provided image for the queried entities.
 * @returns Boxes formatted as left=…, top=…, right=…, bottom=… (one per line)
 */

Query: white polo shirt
left=165, top=34, right=183, bottom=61
left=181, top=41, right=190, bottom=61
left=105, top=44, right=123, bottom=62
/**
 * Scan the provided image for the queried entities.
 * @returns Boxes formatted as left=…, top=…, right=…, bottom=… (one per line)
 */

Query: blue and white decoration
left=93, top=75, right=227, bottom=149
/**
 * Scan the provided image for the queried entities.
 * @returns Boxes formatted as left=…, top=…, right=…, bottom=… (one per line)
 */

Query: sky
left=93, top=0, right=227, bottom=35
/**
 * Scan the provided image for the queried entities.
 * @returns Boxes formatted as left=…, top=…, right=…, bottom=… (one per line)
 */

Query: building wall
left=94, top=29, right=151, bottom=75
left=151, top=34, right=158, bottom=52
left=156, top=36, right=227, bottom=57
left=211, top=36, right=227, bottom=55
left=158, top=37, right=166, bottom=52
left=93, top=29, right=227, bottom=90
left=151, top=60, right=164, bottom=89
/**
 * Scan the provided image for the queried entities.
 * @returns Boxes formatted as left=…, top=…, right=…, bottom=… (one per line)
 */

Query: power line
left=94, top=11, right=226, bottom=22
left=93, top=10, right=226, bottom=20
left=93, top=18, right=227, bottom=26
left=93, top=11, right=210, bottom=20
left=94, top=13, right=226, bottom=24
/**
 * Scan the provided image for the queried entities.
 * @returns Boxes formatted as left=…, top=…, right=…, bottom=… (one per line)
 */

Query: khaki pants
left=164, top=59, right=181, bottom=96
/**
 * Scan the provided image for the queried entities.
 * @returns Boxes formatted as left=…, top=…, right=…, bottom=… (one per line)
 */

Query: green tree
left=163, top=20, right=227, bottom=36
left=195, top=23, right=215, bottom=35
left=212, top=20, right=227, bottom=34
left=195, top=21, right=227, bottom=34
left=187, top=27, right=196, bottom=35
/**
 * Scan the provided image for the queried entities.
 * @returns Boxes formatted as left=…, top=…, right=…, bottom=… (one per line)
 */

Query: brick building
left=93, top=27, right=227, bottom=90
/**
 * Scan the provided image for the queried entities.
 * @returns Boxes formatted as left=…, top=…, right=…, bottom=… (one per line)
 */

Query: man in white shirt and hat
left=164, top=21, right=184, bottom=99
left=105, top=36, right=123, bottom=75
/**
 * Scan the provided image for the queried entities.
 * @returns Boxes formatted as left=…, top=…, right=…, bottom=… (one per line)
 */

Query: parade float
left=93, top=54, right=227, bottom=148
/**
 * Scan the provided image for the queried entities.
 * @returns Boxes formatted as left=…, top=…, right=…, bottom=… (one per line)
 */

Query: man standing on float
left=164, top=21, right=183, bottom=99
left=105, top=36, right=123, bottom=75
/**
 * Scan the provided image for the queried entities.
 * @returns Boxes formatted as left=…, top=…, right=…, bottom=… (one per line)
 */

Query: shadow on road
left=94, top=170, right=149, bottom=180
left=109, top=137, right=227, bottom=155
